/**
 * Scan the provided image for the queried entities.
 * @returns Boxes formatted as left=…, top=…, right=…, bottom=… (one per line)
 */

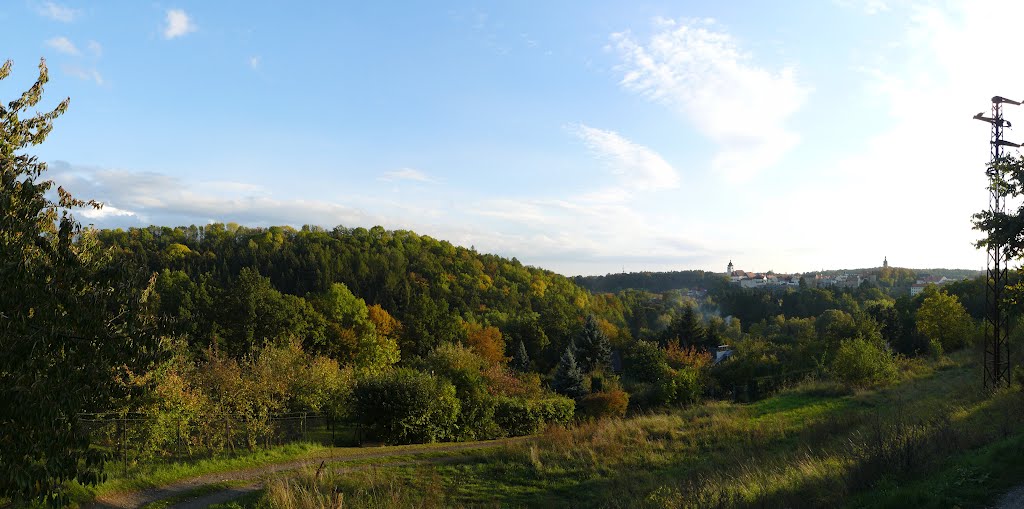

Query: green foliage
left=352, top=368, right=460, bottom=444
left=511, top=339, right=531, bottom=372
left=916, top=289, right=973, bottom=354
left=623, top=340, right=670, bottom=384
left=551, top=347, right=587, bottom=399
left=662, top=304, right=707, bottom=348
left=0, top=58, right=161, bottom=505
left=830, top=337, right=899, bottom=388
left=658, top=367, right=703, bottom=406
left=421, top=343, right=499, bottom=440
left=574, top=313, right=612, bottom=373
left=492, top=396, right=575, bottom=436
left=973, top=154, right=1024, bottom=258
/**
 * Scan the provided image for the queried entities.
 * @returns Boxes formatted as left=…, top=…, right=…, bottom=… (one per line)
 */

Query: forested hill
left=574, top=267, right=983, bottom=294
left=573, top=270, right=727, bottom=294
left=96, top=223, right=594, bottom=367
left=810, top=267, right=982, bottom=279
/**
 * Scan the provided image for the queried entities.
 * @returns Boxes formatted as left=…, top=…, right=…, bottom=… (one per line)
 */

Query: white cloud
left=79, top=204, right=136, bottom=220
left=380, top=168, right=433, bottom=182
left=570, top=124, right=679, bottom=191
left=36, top=2, right=79, bottom=22
left=87, top=40, right=102, bottom=57
left=45, top=36, right=79, bottom=56
left=45, top=161, right=716, bottom=276
left=248, top=55, right=261, bottom=70
left=611, top=18, right=810, bottom=180
left=50, top=163, right=374, bottom=228
left=63, top=65, right=103, bottom=85
left=163, top=9, right=197, bottom=40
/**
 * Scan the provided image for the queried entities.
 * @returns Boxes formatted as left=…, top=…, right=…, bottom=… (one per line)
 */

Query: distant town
left=726, top=257, right=968, bottom=296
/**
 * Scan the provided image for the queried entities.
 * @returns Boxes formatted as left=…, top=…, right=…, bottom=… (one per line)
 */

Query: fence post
left=121, top=417, right=128, bottom=477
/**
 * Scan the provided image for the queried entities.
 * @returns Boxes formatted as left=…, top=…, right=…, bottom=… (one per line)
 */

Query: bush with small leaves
left=352, top=368, right=460, bottom=444
left=830, top=337, right=899, bottom=388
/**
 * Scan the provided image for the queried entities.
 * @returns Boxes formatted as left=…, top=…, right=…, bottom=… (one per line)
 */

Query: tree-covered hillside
left=573, top=270, right=726, bottom=294
left=96, top=224, right=592, bottom=368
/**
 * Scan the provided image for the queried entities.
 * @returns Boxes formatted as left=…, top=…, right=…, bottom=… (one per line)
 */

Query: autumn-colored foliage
left=578, top=389, right=630, bottom=419
left=464, top=322, right=508, bottom=366
left=664, top=339, right=711, bottom=371
left=368, top=304, right=402, bottom=339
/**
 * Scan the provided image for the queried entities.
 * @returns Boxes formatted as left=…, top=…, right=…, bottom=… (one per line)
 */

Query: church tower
left=727, top=260, right=734, bottom=274
left=883, top=256, right=888, bottom=269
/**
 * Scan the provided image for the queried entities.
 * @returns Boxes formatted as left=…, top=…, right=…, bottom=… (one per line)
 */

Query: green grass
left=232, top=352, right=1024, bottom=508
left=65, top=436, right=518, bottom=507
left=65, top=441, right=327, bottom=505
left=63, top=352, right=1024, bottom=509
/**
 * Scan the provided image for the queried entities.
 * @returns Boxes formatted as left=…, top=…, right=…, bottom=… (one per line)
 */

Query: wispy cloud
left=163, top=9, right=197, bottom=40
left=45, top=36, right=79, bottom=56
left=62, top=65, right=103, bottom=85
left=87, top=40, right=102, bottom=57
left=36, top=1, right=79, bottom=22
left=569, top=124, right=679, bottom=191
left=611, top=17, right=810, bottom=180
left=248, top=55, right=262, bottom=70
left=380, top=168, right=433, bottom=182
left=50, top=162, right=374, bottom=228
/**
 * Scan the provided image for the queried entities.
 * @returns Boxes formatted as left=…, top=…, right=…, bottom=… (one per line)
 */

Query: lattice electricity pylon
left=973, top=95, right=1020, bottom=389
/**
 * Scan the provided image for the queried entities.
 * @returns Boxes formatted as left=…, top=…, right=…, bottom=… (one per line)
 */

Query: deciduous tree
left=0, top=59, right=160, bottom=505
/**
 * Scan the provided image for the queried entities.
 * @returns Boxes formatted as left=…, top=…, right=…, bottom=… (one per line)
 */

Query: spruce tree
left=664, top=305, right=707, bottom=349
left=512, top=339, right=530, bottom=372
left=552, top=346, right=586, bottom=399
left=575, top=314, right=611, bottom=373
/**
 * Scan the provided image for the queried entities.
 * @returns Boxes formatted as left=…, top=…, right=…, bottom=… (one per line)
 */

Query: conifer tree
left=552, top=346, right=586, bottom=399
left=512, top=339, right=530, bottom=372
left=664, top=305, right=707, bottom=349
left=575, top=314, right=611, bottom=373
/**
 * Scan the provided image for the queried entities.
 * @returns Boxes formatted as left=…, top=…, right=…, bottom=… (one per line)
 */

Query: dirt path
left=87, top=438, right=525, bottom=509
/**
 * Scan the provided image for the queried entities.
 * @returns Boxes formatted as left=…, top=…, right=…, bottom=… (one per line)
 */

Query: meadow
left=218, top=351, right=1024, bottom=509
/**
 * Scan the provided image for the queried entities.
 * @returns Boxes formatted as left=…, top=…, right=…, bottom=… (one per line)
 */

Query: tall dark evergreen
left=664, top=305, right=707, bottom=349
left=512, top=339, right=530, bottom=372
left=575, top=314, right=611, bottom=373
left=551, top=346, right=586, bottom=399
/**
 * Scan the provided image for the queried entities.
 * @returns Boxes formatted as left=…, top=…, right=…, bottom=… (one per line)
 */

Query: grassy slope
left=242, top=352, right=1024, bottom=508
left=66, top=439, right=517, bottom=507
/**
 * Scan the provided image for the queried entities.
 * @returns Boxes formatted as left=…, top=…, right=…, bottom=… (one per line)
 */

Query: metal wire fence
left=78, top=412, right=362, bottom=475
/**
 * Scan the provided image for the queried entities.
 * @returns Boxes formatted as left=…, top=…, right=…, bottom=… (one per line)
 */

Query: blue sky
left=2, top=1, right=1018, bottom=275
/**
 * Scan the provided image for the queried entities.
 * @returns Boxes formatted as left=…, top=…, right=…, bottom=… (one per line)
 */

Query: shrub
left=830, top=337, right=899, bottom=388
left=578, top=390, right=630, bottom=419
left=422, top=343, right=500, bottom=440
left=352, top=368, right=460, bottom=444
left=624, top=340, right=670, bottom=383
left=652, top=367, right=702, bottom=407
left=493, top=396, right=574, bottom=436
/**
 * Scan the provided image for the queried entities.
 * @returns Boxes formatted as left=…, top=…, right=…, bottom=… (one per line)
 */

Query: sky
left=1, top=1, right=1021, bottom=276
